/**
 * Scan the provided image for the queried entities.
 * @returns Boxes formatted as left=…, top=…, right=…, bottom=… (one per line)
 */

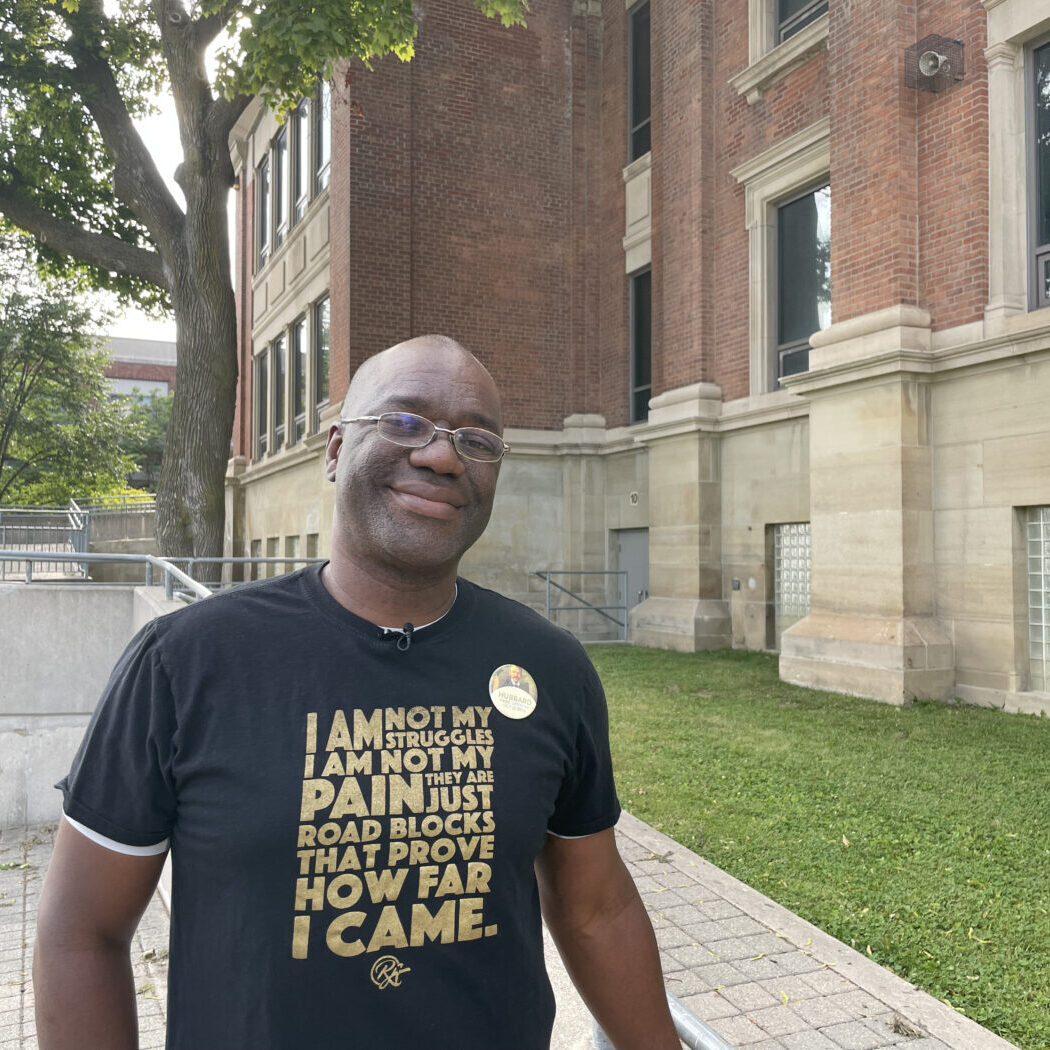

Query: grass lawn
left=588, top=646, right=1050, bottom=1050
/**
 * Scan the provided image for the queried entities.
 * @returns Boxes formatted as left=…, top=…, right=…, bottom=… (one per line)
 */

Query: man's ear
left=324, top=424, right=344, bottom=481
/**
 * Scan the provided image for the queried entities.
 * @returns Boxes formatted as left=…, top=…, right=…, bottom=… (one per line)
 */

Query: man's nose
left=408, top=427, right=465, bottom=474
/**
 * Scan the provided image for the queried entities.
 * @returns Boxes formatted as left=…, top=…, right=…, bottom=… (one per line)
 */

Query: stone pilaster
left=779, top=307, right=953, bottom=704
left=629, top=384, right=730, bottom=651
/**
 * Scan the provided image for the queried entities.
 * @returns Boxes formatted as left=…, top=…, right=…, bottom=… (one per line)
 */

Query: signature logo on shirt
left=370, top=954, right=411, bottom=989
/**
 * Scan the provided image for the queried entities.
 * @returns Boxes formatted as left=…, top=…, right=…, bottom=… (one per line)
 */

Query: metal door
left=614, top=528, right=650, bottom=610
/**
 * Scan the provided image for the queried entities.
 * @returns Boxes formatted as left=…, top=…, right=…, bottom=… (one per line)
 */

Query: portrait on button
left=488, top=663, right=538, bottom=719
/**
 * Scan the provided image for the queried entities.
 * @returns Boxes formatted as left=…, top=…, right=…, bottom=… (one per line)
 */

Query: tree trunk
left=155, top=168, right=237, bottom=584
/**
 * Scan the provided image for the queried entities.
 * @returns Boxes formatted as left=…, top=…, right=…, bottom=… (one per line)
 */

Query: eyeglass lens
left=377, top=413, right=505, bottom=462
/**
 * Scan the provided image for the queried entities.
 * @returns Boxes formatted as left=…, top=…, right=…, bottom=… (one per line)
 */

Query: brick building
left=227, top=0, right=1050, bottom=714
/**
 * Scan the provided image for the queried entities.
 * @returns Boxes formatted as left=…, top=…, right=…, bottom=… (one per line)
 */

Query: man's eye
left=386, top=413, right=429, bottom=436
left=459, top=430, right=500, bottom=455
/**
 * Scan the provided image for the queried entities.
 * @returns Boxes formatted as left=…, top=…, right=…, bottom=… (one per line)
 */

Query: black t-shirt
left=61, top=566, right=621, bottom=1050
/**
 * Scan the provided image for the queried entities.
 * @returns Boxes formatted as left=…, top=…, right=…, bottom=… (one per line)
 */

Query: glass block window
left=1027, top=507, right=1050, bottom=691
left=774, top=521, right=811, bottom=622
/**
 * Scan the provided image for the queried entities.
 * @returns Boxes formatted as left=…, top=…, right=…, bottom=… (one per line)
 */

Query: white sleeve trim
left=546, top=828, right=600, bottom=840
left=62, top=813, right=169, bottom=857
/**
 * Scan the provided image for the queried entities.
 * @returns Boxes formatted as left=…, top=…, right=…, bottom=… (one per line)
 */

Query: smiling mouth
left=389, top=486, right=463, bottom=520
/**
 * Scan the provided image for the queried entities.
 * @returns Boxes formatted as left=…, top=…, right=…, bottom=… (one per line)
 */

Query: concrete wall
left=0, top=585, right=182, bottom=828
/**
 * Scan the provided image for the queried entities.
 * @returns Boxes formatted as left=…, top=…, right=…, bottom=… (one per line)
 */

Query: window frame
left=272, top=332, right=287, bottom=451
left=731, top=118, right=831, bottom=395
left=254, top=348, right=269, bottom=459
left=292, top=99, right=311, bottom=225
left=313, top=295, right=331, bottom=430
left=777, top=0, right=828, bottom=45
left=255, top=155, right=270, bottom=272
left=627, top=0, right=651, bottom=163
left=629, top=267, right=652, bottom=423
left=273, top=125, right=289, bottom=248
left=315, top=81, right=331, bottom=195
left=291, top=314, right=307, bottom=445
left=1026, top=33, right=1050, bottom=310
left=774, top=181, right=831, bottom=385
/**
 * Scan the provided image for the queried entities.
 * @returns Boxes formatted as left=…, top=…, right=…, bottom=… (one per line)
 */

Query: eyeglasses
left=341, top=412, right=510, bottom=463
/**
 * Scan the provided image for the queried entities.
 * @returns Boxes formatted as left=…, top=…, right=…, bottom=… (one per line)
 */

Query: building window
left=773, top=522, right=811, bottom=648
left=306, top=532, right=319, bottom=559
left=273, top=126, right=289, bottom=248
left=313, top=295, right=330, bottom=428
left=291, top=316, right=307, bottom=444
left=265, top=536, right=279, bottom=578
left=273, top=333, right=287, bottom=450
left=255, top=156, right=270, bottom=270
left=628, top=2, right=651, bottom=162
left=284, top=534, right=301, bottom=574
left=630, top=269, right=651, bottom=423
left=778, top=0, right=828, bottom=44
left=731, top=118, right=830, bottom=395
left=254, top=349, right=268, bottom=458
left=293, top=99, right=310, bottom=224
left=1030, top=38, right=1050, bottom=310
left=1027, top=506, right=1050, bottom=692
left=776, top=183, right=831, bottom=382
left=315, top=81, right=331, bottom=194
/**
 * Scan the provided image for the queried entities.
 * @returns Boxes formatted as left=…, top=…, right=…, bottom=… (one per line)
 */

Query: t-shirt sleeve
left=58, top=620, right=178, bottom=848
left=547, top=660, right=622, bottom=838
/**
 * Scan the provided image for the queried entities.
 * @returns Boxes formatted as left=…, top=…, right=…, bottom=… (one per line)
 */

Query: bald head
left=341, top=335, right=502, bottom=430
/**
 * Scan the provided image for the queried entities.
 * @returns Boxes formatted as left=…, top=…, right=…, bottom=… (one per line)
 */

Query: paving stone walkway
left=0, top=816, right=1019, bottom=1050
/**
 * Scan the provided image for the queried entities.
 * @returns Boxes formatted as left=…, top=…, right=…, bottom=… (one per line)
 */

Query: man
left=34, top=335, right=680, bottom=1050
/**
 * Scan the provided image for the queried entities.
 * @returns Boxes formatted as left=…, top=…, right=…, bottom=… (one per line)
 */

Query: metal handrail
left=533, top=570, right=628, bottom=637
left=593, top=991, right=735, bottom=1049
left=0, top=550, right=211, bottom=601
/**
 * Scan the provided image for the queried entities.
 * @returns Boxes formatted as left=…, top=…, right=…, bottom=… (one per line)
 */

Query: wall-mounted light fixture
left=905, top=34, right=965, bottom=93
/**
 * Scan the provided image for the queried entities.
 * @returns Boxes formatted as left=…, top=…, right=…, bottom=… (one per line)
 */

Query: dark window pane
left=315, top=82, right=331, bottom=193
left=778, top=0, right=827, bottom=42
left=274, top=128, right=288, bottom=246
left=273, top=334, right=286, bottom=449
left=255, top=352, right=268, bottom=457
left=629, top=2, right=651, bottom=161
left=314, top=297, right=330, bottom=427
left=293, top=101, right=310, bottom=223
left=1035, top=41, right=1050, bottom=249
left=292, top=317, right=307, bottom=443
left=256, top=157, right=269, bottom=269
left=778, top=185, right=831, bottom=353
left=630, top=270, right=651, bottom=422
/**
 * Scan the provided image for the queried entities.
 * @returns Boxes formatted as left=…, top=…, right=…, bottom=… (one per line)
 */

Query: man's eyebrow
left=376, top=396, right=501, bottom=433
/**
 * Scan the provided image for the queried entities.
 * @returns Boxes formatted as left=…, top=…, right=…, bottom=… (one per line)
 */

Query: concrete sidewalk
left=0, top=817, right=1018, bottom=1050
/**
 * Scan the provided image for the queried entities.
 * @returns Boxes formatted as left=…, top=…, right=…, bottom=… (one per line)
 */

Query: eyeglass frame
left=340, top=412, right=511, bottom=463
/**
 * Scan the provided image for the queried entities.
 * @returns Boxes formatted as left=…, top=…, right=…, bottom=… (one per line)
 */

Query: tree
left=0, top=235, right=137, bottom=504
left=119, top=388, right=173, bottom=490
left=0, top=0, right=526, bottom=568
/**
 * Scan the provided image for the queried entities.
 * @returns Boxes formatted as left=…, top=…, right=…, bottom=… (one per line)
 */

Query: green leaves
left=0, top=234, right=133, bottom=503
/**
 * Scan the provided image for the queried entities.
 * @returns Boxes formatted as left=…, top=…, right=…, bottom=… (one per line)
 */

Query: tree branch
left=0, top=187, right=169, bottom=290
left=59, top=0, right=186, bottom=252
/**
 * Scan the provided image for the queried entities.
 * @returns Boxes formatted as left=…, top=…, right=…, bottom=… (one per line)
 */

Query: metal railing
left=0, top=504, right=90, bottom=579
left=165, top=556, right=327, bottom=588
left=0, top=551, right=211, bottom=601
left=533, top=570, right=628, bottom=641
left=593, top=991, right=735, bottom=1049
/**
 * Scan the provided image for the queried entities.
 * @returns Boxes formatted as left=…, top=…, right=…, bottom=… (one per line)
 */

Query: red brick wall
left=105, top=362, right=177, bottom=388
left=916, top=0, right=988, bottom=330
left=330, top=0, right=590, bottom=430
